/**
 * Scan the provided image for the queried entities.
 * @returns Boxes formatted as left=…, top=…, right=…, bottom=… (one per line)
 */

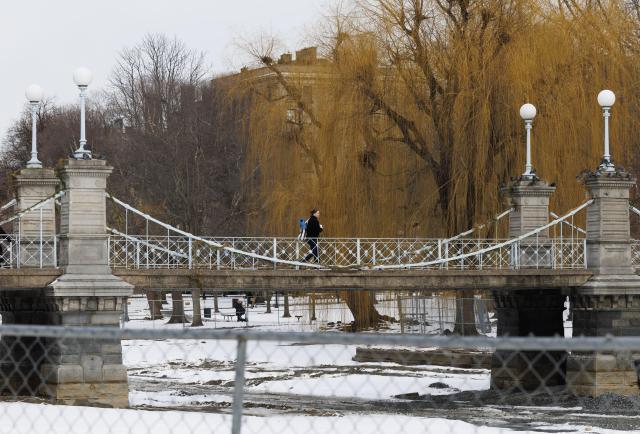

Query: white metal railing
left=0, top=234, right=57, bottom=269
left=375, top=199, right=592, bottom=270
left=105, top=194, right=591, bottom=271
left=0, top=191, right=592, bottom=271
left=106, top=235, right=587, bottom=271
left=0, top=192, right=64, bottom=269
left=632, top=240, right=640, bottom=268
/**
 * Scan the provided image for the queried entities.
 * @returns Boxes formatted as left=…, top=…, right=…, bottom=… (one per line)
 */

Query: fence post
left=536, top=232, right=539, bottom=269
left=356, top=239, right=361, bottom=266
left=273, top=238, right=277, bottom=270
left=125, top=208, right=128, bottom=269
left=136, top=239, right=140, bottom=269
left=444, top=241, right=449, bottom=270
left=231, top=336, right=247, bottom=434
left=16, top=218, right=20, bottom=269
left=188, top=236, right=193, bottom=270
left=232, top=240, right=236, bottom=270
left=39, top=206, right=43, bottom=268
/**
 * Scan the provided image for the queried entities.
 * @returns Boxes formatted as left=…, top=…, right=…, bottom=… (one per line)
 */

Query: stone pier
left=491, top=176, right=566, bottom=391
left=0, top=168, right=59, bottom=395
left=37, top=159, right=133, bottom=407
left=0, top=160, right=133, bottom=407
left=567, top=167, right=640, bottom=396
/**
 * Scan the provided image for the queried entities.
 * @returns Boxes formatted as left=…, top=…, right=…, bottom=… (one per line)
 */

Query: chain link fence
left=0, top=321, right=640, bottom=433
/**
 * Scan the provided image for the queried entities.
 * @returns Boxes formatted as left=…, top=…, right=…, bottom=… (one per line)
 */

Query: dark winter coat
left=306, top=215, right=323, bottom=238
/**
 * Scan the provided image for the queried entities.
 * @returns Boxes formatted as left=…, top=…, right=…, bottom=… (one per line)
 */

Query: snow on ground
left=0, top=401, right=627, bottom=434
left=116, top=294, right=635, bottom=433
left=123, top=295, right=491, bottom=403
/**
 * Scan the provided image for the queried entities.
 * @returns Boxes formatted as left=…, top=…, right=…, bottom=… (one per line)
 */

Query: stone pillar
left=491, top=291, right=566, bottom=390
left=491, top=176, right=566, bottom=391
left=567, top=168, right=640, bottom=397
left=12, top=168, right=59, bottom=267
left=38, top=159, right=133, bottom=407
left=0, top=169, right=58, bottom=395
left=583, top=172, right=636, bottom=276
left=502, top=177, right=556, bottom=239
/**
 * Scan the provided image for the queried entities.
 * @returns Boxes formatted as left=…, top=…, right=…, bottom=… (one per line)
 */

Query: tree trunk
left=343, top=290, right=393, bottom=331
left=453, top=290, right=478, bottom=336
left=265, top=292, right=272, bottom=313
left=397, top=292, right=404, bottom=334
left=213, top=292, right=220, bottom=313
left=282, top=293, right=291, bottom=318
left=146, top=289, right=163, bottom=320
left=310, top=293, right=317, bottom=321
left=191, top=289, right=204, bottom=327
left=167, top=291, right=189, bottom=324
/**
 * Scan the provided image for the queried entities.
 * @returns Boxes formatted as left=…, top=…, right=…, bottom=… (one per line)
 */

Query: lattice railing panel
left=107, top=236, right=586, bottom=271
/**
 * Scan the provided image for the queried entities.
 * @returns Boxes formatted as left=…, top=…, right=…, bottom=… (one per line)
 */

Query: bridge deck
left=0, top=268, right=593, bottom=291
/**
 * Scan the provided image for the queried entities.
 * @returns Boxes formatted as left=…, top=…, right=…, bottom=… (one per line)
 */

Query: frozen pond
left=117, top=294, right=639, bottom=433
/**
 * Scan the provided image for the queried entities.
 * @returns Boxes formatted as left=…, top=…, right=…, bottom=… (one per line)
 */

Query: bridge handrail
left=373, top=199, right=594, bottom=270
left=106, top=193, right=322, bottom=269
left=120, top=235, right=531, bottom=242
left=372, top=207, right=514, bottom=263
left=630, top=204, right=640, bottom=217
left=0, top=191, right=65, bottom=227
left=107, top=227, right=190, bottom=259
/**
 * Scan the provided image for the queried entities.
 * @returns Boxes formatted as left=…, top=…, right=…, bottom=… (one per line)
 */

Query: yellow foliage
left=225, top=0, right=640, bottom=238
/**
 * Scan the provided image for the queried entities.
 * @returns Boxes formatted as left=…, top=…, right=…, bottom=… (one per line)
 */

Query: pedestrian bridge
left=0, top=188, right=636, bottom=291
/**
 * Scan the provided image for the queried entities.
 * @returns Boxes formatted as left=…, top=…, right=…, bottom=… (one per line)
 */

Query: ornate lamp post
left=519, top=103, right=537, bottom=179
left=25, top=84, right=43, bottom=168
left=72, top=67, right=93, bottom=159
left=597, top=89, right=616, bottom=172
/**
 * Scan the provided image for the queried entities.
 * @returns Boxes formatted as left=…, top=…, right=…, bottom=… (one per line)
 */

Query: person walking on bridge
left=302, top=209, right=323, bottom=263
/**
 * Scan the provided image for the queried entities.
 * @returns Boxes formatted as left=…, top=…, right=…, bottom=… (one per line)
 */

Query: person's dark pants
left=304, top=238, right=319, bottom=262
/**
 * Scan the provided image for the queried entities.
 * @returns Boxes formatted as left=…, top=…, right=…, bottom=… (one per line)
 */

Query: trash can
left=204, top=307, right=212, bottom=319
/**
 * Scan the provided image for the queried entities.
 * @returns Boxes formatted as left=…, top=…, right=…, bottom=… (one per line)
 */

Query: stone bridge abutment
left=0, top=159, right=132, bottom=407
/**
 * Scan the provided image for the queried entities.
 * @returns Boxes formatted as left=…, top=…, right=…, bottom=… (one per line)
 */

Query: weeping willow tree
left=220, top=0, right=640, bottom=331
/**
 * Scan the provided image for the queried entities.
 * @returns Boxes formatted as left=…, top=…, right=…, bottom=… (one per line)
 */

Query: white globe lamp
left=597, top=89, right=615, bottom=108
left=519, top=103, right=537, bottom=121
left=25, top=84, right=43, bottom=103
left=73, top=67, right=93, bottom=88
left=519, top=103, right=537, bottom=177
left=597, top=90, right=616, bottom=172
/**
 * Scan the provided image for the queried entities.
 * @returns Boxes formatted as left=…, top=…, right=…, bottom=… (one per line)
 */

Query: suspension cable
left=374, top=199, right=593, bottom=270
